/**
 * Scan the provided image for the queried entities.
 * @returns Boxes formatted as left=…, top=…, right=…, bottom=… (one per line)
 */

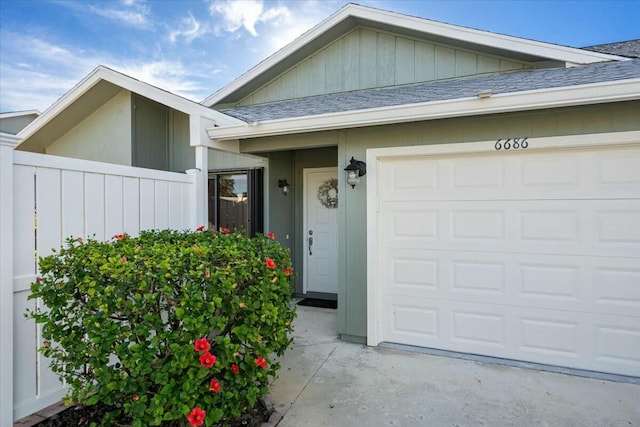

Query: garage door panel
left=383, top=200, right=640, bottom=257
left=385, top=249, right=640, bottom=317
left=596, top=146, right=640, bottom=194
left=386, top=297, right=640, bottom=376
left=381, top=147, right=640, bottom=202
left=594, top=322, right=640, bottom=374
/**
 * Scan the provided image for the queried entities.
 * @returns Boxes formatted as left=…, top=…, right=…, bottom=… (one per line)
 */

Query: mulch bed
left=34, top=399, right=272, bottom=427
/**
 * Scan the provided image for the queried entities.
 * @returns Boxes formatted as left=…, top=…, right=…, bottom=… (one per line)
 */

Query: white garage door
left=372, top=141, right=640, bottom=377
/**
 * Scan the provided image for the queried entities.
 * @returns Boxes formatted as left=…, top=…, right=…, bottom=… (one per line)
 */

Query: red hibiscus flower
left=187, top=407, right=206, bottom=427
left=194, top=338, right=210, bottom=353
left=209, top=379, right=221, bottom=393
left=113, top=234, right=125, bottom=240
left=132, top=394, right=139, bottom=401
left=35, top=277, right=42, bottom=284
left=196, top=225, right=205, bottom=232
left=231, top=364, right=240, bottom=374
left=199, top=352, right=217, bottom=368
left=255, top=356, right=267, bottom=369
left=284, top=268, right=293, bottom=276
left=267, top=232, right=276, bottom=239
left=220, top=227, right=230, bottom=234
left=266, top=258, right=276, bottom=269
left=204, top=269, right=210, bottom=278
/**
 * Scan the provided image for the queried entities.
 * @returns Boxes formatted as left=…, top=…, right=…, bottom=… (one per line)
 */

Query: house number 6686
left=495, top=137, right=528, bottom=150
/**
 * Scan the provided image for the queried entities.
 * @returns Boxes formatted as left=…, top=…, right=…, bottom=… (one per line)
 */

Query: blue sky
left=1, top=0, right=639, bottom=113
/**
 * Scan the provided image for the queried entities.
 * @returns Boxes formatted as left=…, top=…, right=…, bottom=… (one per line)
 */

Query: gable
left=236, top=27, right=540, bottom=108
left=204, top=4, right=623, bottom=109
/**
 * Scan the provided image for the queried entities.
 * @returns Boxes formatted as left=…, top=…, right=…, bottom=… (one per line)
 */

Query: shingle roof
left=220, top=59, right=640, bottom=123
left=584, top=40, right=640, bottom=59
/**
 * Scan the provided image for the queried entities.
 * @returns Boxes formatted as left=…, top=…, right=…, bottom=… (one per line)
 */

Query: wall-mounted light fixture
left=344, top=157, right=366, bottom=189
left=278, top=179, right=290, bottom=195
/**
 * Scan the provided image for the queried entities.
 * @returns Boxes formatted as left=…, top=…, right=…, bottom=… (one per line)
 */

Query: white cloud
left=169, top=13, right=208, bottom=43
left=88, top=0, right=152, bottom=30
left=0, top=32, right=218, bottom=112
left=209, top=0, right=291, bottom=37
left=116, top=60, right=207, bottom=95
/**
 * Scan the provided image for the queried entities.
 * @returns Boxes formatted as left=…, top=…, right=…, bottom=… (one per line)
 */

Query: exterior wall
left=168, top=111, right=194, bottom=172
left=0, top=114, right=38, bottom=135
left=266, top=151, right=294, bottom=254
left=46, top=91, right=132, bottom=165
left=338, top=100, right=640, bottom=340
left=242, top=100, right=640, bottom=340
left=238, top=27, right=532, bottom=107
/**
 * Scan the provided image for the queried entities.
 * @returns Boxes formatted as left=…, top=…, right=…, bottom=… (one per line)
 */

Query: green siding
left=132, top=94, right=169, bottom=171
left=168, top=110, right=194, bottom=172
left=237, top=27, right=532, bottom=107
left=242, top=101, right=640, bottom=340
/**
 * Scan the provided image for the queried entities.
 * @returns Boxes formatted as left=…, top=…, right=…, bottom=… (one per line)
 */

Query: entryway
left=303, top=167, right=338, bottom=296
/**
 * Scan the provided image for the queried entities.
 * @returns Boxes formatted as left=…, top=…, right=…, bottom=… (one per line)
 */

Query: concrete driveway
left=266, top=306, right=640, bottom=427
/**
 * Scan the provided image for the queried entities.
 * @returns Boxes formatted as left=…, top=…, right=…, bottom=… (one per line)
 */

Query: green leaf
left=86, top=394, right=100, bottom=405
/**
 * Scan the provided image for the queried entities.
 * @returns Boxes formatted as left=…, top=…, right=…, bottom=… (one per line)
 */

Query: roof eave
left=207, top=78, right=640, bottom=142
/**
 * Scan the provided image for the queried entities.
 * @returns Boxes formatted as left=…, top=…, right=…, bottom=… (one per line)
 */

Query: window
left=208, top=169, right=263, bottom=236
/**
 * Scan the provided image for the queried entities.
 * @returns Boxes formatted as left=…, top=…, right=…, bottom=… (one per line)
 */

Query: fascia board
left=353, top=6, right=625, bottom=64
left=17, top=66, right=105, bottom=140
left=207, top=79, right=640, bottom=141
left=0, top=110, right=40, bottom=119
left=201, top=4, right=623, bottom=107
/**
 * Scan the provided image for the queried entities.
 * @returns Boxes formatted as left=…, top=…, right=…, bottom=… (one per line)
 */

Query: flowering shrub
left=27, top=229, right=296, bottom=426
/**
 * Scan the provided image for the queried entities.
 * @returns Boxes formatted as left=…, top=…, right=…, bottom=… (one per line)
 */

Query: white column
left=189, top=115, right=209, bottom=229
left=193, top=146, right=208, bottom=229
left=0, top=141, right=15, bottom=425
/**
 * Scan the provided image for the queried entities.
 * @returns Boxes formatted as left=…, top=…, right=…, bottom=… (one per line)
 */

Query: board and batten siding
left=238, top=27, right=531, bottom=107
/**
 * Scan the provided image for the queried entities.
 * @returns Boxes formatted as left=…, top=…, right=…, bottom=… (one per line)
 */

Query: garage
left=366, top=133, right=640, bottom=377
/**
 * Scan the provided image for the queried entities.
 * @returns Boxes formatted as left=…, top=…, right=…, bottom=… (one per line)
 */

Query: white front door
left=303, top=167, right=338, bottom=294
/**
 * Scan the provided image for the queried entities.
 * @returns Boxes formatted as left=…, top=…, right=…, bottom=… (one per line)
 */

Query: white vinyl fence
left=0, top=144, right=198, bottom=424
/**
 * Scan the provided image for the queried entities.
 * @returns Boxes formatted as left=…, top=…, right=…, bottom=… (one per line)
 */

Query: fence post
left=0, top=140, right=15, bottom=425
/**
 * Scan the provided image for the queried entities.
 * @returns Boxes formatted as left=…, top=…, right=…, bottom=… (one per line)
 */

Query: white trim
left=201, top=4, right=623, bottom=107
left=0, top=133, right=21, bottom=146
left=0, top=143, right=14, bottom=426
left=365, top=130, right=640, bottom=346
left=208, top=79, right=640, bottom=143
left=0, top=110, right=40, bottom=119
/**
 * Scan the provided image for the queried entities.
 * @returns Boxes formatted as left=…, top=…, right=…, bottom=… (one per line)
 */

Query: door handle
left=308, top=236, right=313, bottom=256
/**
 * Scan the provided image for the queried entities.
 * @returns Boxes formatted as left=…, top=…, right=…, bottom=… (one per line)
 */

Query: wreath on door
left=317, top=178, right=338, bottom=209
